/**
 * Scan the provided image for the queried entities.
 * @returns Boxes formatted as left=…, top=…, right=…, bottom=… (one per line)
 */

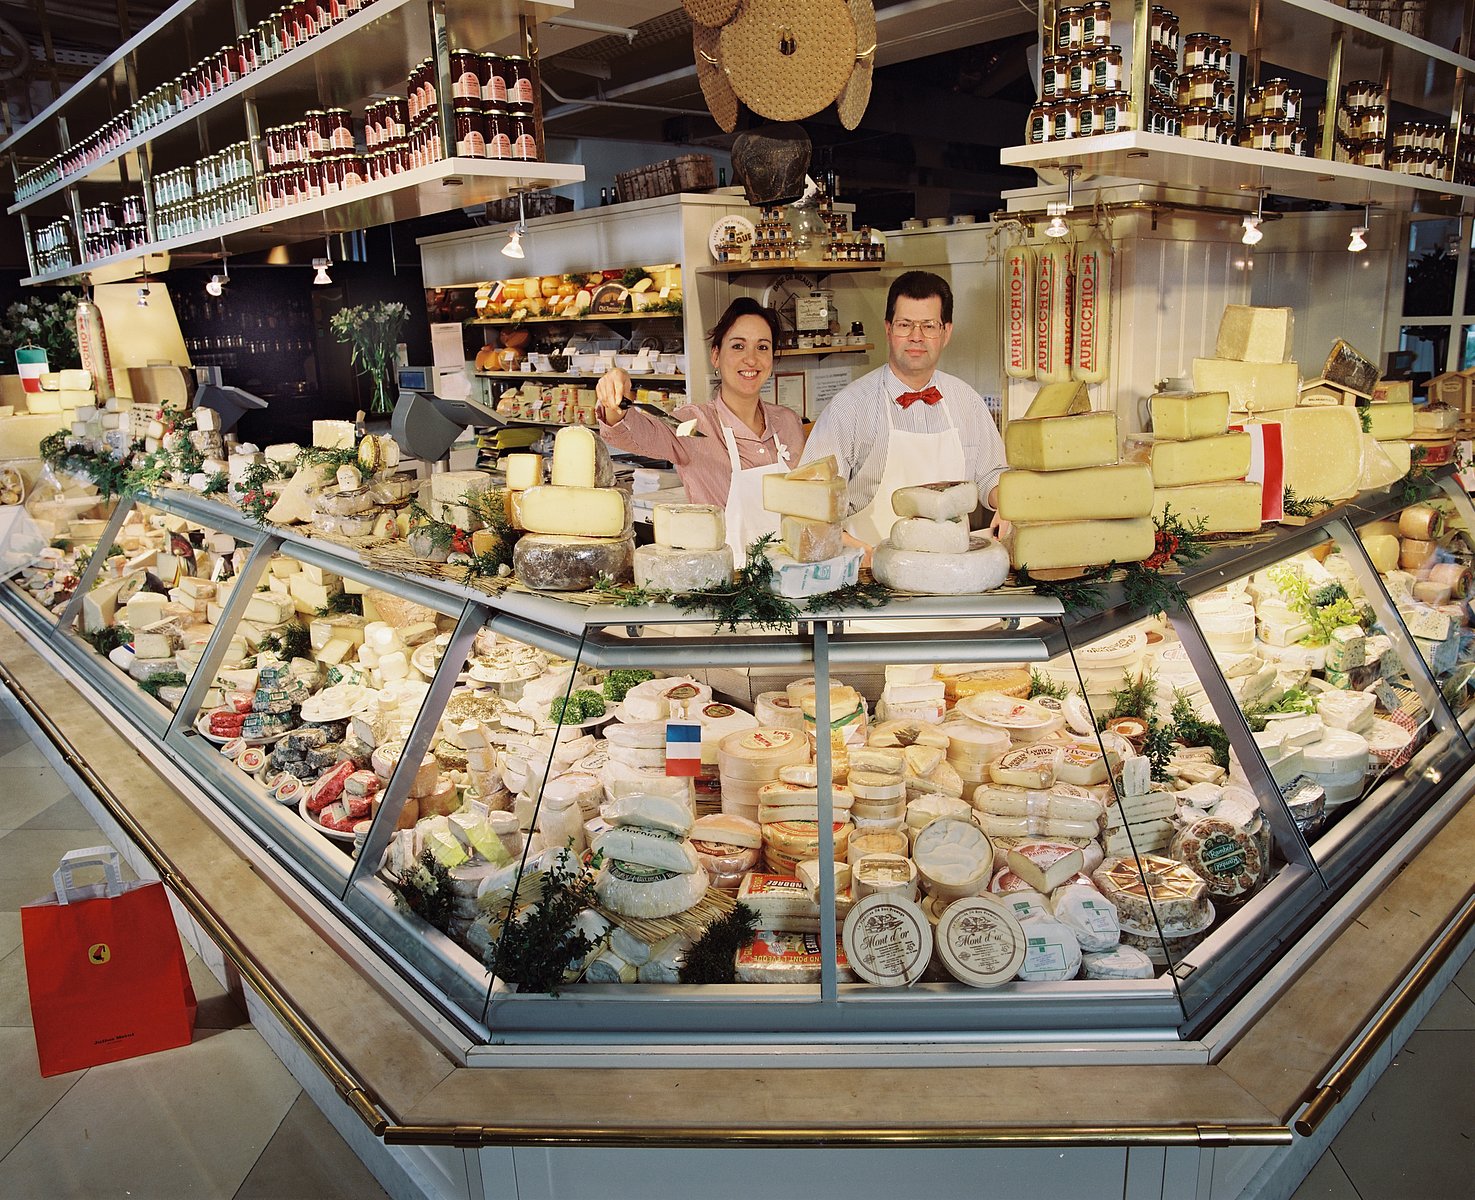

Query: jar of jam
left=387, top=97, right=409, bottom=139
left=1068, top=51, right=1092, bottom=94
left=1178, top=69, right=1221, bottom=107
left=1181, top=105, right=1216, bottom=140
left=481, top=107, right=511, bottom=157
left=1056, top=6, right=1084, bottom=51
left=1281, top=88, right=1303, bottom=121
left=421, top=56, right=439, bottom=111
left=1150, top=6, right=1179, bottom=56
left=1041, top=55, right=1067, bottom=98
left=341, top=151, right=365, bottom=186
left=1345, top=79, right=1384, bottom=108
left=303, top=109, right=326, bottom=153
left=1355, top=138, right=1387, bottom=168
left=324, top=107, right=354, bottom=149
left=1246, top=117, right=1275, bottom=151
left=1051, top=98, right=1080, bottom=140
left=452, top=48, right=481, bottom=100
left=1183, top=31, right=1214, bottom=70
left=1099, top=90, right=1130, bottom=133
left=1213, top=79, right=1236, bottom=114
left=1210, top=36, right=1233, bottom=71
left=1393, top=122, right=1419, bottom=149
left=1149, top=56, right=1175, bottom=95
left=1078, top=94, right=1102, bottom=137
left=482, top=53, right=507, bottom=103
left=1092, top=45, right=1123, bottom=92
left=1266, top=119, right=1295, bottom=153
left=502, top=55, right=535, bottom=109
left=1083, top=1, right=1111, bottom=46
left=454, top=104, right=486, bottom=156
left=1388, top=146, right=1419, bottom=174
left=511, top=110, right=538, bottom=159
left=321, top=154, right=344, bottom=194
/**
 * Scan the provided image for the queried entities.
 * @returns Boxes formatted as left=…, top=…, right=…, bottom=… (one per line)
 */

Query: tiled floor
left=0, top=708, right=389, bottom=1200
left=1, top=704, right=1472, bottom=1200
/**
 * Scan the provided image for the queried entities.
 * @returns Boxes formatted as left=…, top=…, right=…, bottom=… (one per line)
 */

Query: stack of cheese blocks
left=184, top=407, right=230, bottom=491
left=592, top=794, right=710, bottom=921
left=756, top=762, right=855, bottom=875
left=998, top=382, right=1156, bottom=571
left=635, top=503, right=734, bottom=593
left=1142, top=388, right=1263, bottom=533
left=876, top=663, right=946, bottom=724
left=1104, top=753, right=1175, bottom=858
left=100, top=394, right=137, bottom=459
left=761, top=456, right=862, bottom=597
left=27, top=368, right=99, bottom=418
left=1372, top=378, right=1419, bottom=478
left=717, top=726, right=809, bottom=822
left=869, top=481, right=1011, bottom=595
left=1193, top=305, right=1301, bottom=419
left=513, top=426, right=635, bottom=592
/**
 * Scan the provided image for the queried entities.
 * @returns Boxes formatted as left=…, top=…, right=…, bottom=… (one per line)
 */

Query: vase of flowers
left=329, top=301, right=409, bottom=413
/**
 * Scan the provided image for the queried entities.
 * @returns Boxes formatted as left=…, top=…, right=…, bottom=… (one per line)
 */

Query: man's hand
left=595, top=367, right=633, bottom=424
left=989, top=512, right=1011, bottom=540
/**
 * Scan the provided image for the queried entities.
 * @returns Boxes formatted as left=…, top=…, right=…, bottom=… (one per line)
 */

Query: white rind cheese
left=870, top=533, right=1010, bottom=595
left=653, top=503, right=726, bottom=551
left=890, top=516, right=970, bottom=554
left=890, top=481, right=979, bottom=522
left=595, top=859, right=707, bottom=918
left=633, top=543, right=734, bottom=592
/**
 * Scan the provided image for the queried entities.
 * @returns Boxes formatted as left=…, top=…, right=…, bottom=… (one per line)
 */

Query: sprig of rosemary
left=487, top=848, right=601, bottom=995
left=678, top=903, right=760, bottom=985
left=391, top=850, right=455, bottom=934
left=1283, top=487, right=1333, bottom=517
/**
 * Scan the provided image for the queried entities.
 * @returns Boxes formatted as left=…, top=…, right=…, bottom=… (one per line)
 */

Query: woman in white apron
left=596, top=298, right=805, bottom=562
left=844, top=374, right=968, bottom=548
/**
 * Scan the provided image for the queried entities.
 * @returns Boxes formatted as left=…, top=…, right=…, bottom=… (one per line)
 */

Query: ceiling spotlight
left=1348, top=203, right=1371, bottom=253
left=312, top=257, right=332, bottom=284
left=206, top=238, right=230, bottom=295
left=1241, top=215, right=1264, bottom=245
left=136, top=284, right=150, bottom=307
left=1045, top=213, right=1069, bottom=239
left=501, top=188, right=529, bottom=259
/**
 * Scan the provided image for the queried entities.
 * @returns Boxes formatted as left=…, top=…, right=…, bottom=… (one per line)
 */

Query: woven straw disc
left=693, top=24, right=740, bottom=132
left=836, top=0, right=876, bottom=130
left=719, top=0, right=857, bottom=123
left=683, top=0, right=742, bottom=29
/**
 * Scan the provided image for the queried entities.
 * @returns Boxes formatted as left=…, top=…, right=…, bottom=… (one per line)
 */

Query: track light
left=1241, top=215, right=1263, bottom=245
left=1042, top=166, right=1077, bottom=240
left=136, top=284, right=150, bottom=307
left=312, top=258, right=332, bottom=284
left=1045, top=212, right=1069, bottom=239
left=500, top=188, right=528, bottom=258
left=1348, top=203, right=1371, bottom=253
left=206, top=238, right=230, bottom=295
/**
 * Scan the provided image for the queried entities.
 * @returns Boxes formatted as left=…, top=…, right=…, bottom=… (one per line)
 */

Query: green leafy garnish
left=602, top=668, right=654, bottom=703
left=679, top=903, right=760, bottom=984
left=487, top=849, right=600, bottom=995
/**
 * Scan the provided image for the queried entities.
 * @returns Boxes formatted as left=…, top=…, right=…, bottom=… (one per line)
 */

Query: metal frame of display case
left=4, top=478, right=1475, bottom=1050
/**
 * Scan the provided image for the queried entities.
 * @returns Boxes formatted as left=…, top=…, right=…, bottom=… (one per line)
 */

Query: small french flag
left=665, top=721, right=703, bottom=777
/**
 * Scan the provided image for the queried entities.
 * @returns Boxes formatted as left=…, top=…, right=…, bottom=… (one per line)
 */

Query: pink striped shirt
left=597, top=396, right=806, bottom=507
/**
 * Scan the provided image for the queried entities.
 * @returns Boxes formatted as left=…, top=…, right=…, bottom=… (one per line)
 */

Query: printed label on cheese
left=843, top=894, right=933, bottom=986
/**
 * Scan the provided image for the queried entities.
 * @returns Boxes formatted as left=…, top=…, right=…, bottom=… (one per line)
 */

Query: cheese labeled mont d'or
left=1191, top=358, right=1300, bottom=413
left=1008, top=518, right=1155, bottom=571
left=1004, top=410, right=1118, bottom=471
left=995, top=463, right=1152, bottom=522
left=1150, top=391, right=1230, bottom=441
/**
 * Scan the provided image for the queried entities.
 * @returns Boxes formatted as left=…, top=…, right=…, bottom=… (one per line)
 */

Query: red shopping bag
left=21, top=846, right=197, bottom=1076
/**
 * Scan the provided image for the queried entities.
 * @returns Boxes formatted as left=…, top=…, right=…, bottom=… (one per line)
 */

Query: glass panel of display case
left=1404, top=218, right=1459, bottom=317
left=165, top=538, right=471, bottom=897
left=1183, top=527, right=1465, bottom=882
left=57, top=498, right=245, bottom=734
left=4, top=465, right=121, bottom=625
left=1361, top=484, right=1475, bottom=735
left=1399, top=324, right=1452, bottom=378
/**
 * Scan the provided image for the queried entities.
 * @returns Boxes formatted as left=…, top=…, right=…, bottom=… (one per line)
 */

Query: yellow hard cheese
left=1249, top=407, right=1362, bottom=501
left=1136, top=432, right=1250, bottom=486
left=1009, top=518, right=1156, bottom=571
left=1215, top=305, right=1295, bottom=363
left=787, top=455, right=838, bottom=481
left=502, top=452, right=543, bottom=490
left=1150, top=391, right=1229, bottom=440
left=1003, top=410, right=1118, bottom=471
left=996, top=463, right=1152, bottom=522
left=1365, top=402, right=1414, bottom=441
left=1191, top=358, right=1300, bottom=413
left=1151, top=481, right=1263, bottom=533
left=517, top=485, right=631, bottom=536
left=1022, top=380, right=1090, bottom=419
left=763, top=471, right=846, bottom=522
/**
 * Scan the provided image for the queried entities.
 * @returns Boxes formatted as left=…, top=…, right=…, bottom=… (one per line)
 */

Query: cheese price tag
left=665, top=721, right=703, bottom=777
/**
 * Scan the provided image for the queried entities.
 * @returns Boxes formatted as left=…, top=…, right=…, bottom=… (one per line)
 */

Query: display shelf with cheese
left=4, top=474, right=1475, bottom=1046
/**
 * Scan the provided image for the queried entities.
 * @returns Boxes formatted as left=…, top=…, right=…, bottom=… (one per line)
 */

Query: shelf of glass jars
left=474, top=370, right=687, bottom=382
left=466, top=312, right=682, bottom=325
left=19, top=156, right=585, bottom=286
left=7, top=0, right=431, bottom=215
left=774, top=343, right=874, bottom=358
left=999, top=130, right=1475, bottom=212
left=1, top=0, right=572, bottom=168
left=696, top=260, right=883, bottom=276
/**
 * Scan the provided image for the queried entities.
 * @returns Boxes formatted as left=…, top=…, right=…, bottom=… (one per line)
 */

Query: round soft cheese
left=633, top=542, right=734, bottom=593
left=957, top=694, right=1065, bottom=743
left=1048, top=881, right=1122, bottom=952
left=1081, top=943, right=1156, bottom=980
left=912, top=816, right=994, bottom=900
left=869, top=533, right=1010, bottom=595
left=1016, top=914, right=1084, bottom=981
left=843, top=894, right=933, bottom=986
left=935, top=894, right=1028, bottom=988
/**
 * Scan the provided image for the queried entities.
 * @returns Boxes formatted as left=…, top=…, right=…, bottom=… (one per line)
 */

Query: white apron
left=718, top=407, right=791, bottom=564
left=845, top=381, right=969, bottom=547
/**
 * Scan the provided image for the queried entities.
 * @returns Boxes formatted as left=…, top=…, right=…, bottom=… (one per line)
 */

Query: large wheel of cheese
left=869, top=535, right=1011, bottom=595
left=836, top=0, right=875, bottom=129
left=683, top=0, right=741, bottom=28
left=693, top=24, right=740, bottom=132
left=719, top=0, right=857, bottom=122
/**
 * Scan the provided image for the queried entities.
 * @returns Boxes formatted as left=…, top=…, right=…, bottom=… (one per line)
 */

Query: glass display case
left=3, top=471, right=1473, bottom=1050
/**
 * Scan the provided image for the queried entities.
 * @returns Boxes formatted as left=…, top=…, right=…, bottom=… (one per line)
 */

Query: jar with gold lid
left=1051, top=98, right=1080, bottom=141
left=1041, top=55, right=1068, bottom=98
left=1092, top=45, right=1123, bottom=92
left=1181, top=105, right=1216, bottom=140
left=1056, top=6, right=1084, bottom=51
left=1183, top=32, right=1215, bottom=70
left=453, top=104, right=486, bottom=157
left=1083, top=1, right=1112, bottom=46
left=1028, top=102, right=1051, bottom=144
left=1345, top=79, right=1384, bottom=109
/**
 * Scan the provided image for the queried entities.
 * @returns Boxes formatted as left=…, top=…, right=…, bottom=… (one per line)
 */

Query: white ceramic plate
left=708, top=214, right=755, bottom=262
left=298, top=794, right=359, bottom=843
left=196, top=707, right=290, bottom=747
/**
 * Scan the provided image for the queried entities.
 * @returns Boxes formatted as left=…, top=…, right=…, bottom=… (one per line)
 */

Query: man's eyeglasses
left=889, top=319, right=946, bottom=338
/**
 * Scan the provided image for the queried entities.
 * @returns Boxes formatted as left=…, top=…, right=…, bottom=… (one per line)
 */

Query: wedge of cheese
left=1248, top=407, right=1362, bottom=501
left=762, top=472, right=846, bottom=522
left=1003, top=411, right=1118, bottom=471
left=995, top=463, right=1152, bottom=522
left=1008, top=518, right=1156, bottom=570
left=1150, top=391, right=1230, bottom=441
left=1151, top=481, right=1263, bottom=533
left=1022, top=380, right=1090, bottom=419
left=1135, top=432, right=1251, bottom=486
left=1192, top=358, right=1300, bottom=413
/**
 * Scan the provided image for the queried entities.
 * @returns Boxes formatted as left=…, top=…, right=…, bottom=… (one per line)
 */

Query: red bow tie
left=895, top=386, right=942, bottom=409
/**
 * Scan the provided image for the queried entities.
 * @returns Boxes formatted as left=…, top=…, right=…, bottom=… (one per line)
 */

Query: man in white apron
left=796, top=271, right=1008, bottom=547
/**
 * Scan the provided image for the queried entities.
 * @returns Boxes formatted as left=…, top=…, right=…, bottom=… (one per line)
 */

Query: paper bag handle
left=53, top=846, right=124, bottom=903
